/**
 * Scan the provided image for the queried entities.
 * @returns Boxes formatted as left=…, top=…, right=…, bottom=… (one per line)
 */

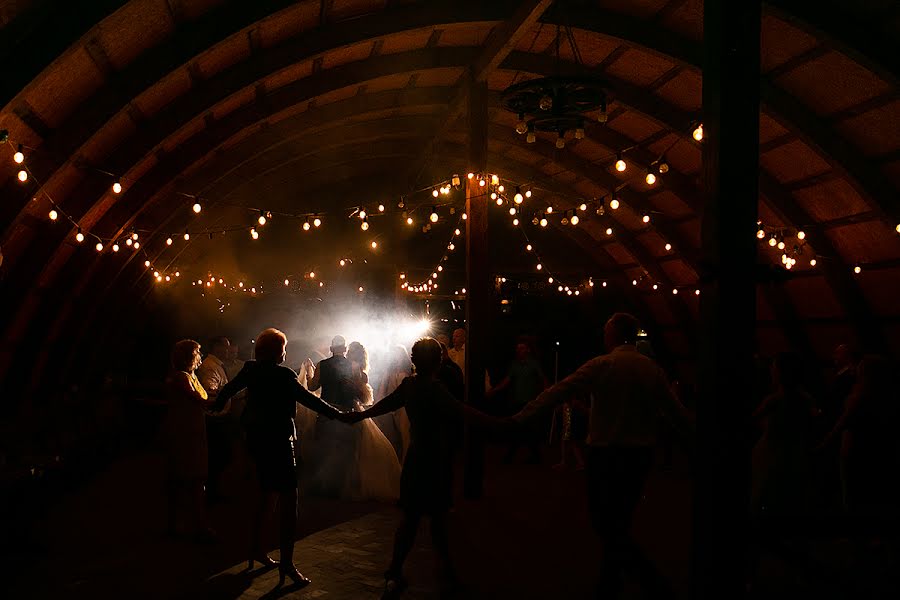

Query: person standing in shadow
left=514, top=313, right=693, bottom=599
left=214, top=328, right=345, bottom=588
left=347, top=338, right=504, bottom=596
left=304, top=335, right=357, bottom=497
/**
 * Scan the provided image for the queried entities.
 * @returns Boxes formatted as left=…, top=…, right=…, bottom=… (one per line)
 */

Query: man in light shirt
left=515, top=313, right=692, bottom=598
left=447, top=328, right=466, bottom=376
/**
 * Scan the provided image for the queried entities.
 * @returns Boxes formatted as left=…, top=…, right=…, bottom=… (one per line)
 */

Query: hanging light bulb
left=579, top=202, right=587, bottom=211
left=112, top=243, right=119, bottom=252
left=258, top=211, right=267, bottom=226
left=658, top=162, right=669, bottom=174
left=145, top=260, right=151, bottom=267
left=672, top=288, right=679, bottom=295
left=514, top=187, right=524, bottom=204
left=250, top=228, right=259, bottom=240
left=462, top=212, right=467, bottom=220
left=17, top=169, right=27, bottom=182
left=192, top=202, right=202, bottom=213
left=479, top=178, right=486, bottom=187
left=495, top=196, right=503, bottom=206
left=810, top=258, right=817, bottom=267
left=645, top=169, right=657, bottom=185
left=133, top=242, right=139, bottom=249
left=49, top=209, right=58, bottom=220
left=797, top=230, right=806, bottom=240
left=491, top=174, right=500, bottom=186
left=112, top=179, right=122, bottom=194
left=125, top=238, right=132, bottom=246
left=454, top=228, right=461, bottom=236
left=665, top=243, right=673, bottom=251
left=757, top=228, right=766, bottom=239
left=183, top=231, right=190, bottom=241
left=498, top=184, right=505, bottom=192
left=642, top=213, right=651, bottom=224
left=313, top=216, right=322, bottom=227
left=615, top=153, right=626, bottom=172
left=371, top=241, right=378, bottom=249
left=896, top=223, right=900, bottom=234
left=695, top=289, right=700, bottom=295
left=777, top=240, right=785, bottom=250
left=854, top=264, right=861, bottom=274
left=512, top=217, right=520, bottom=226
left=406, top=214, right=414, bottom=226
left=653, top=284, right=658, bottom=290
left=359, top=208, right=367, bottom=219
left=561, top=215, right=569, bottom=226
left=509, top=207, right=516, bottom=216
left=75, top=229, right=85, bottom=243
left=606, top=227, right=613, bottom=236
left=768, top=236, right=777, bottom=247
left=570, top=214, right=579, bottom=226
left=361, top=218, right=369, bottom=231
left=546, top=206, right=553, bottom=214
left=692, top=123, right=704, bottom=141
left=610, top=196, right=620, bottom=210
left=95, top=242, right=104, bottom=252
left=14, top=145, right=25, bottom=164
left=358, top=286, right=364, bottom=292
left=340, top=259, right=347, bottom=267
left=432, top=189, right=439, bottom=198
left=166, top=237, right=173, bottom=246
left=309, top=271, right=316, bottom=279
left=539, top=217, right=548, bottom=227
left=515, top=113, right=527, bottom=134
left=303, top=219, right=311, bottom=231
left=526, top=244, right=532, bottom=251
left=378, top=203, right=385, bottom=212
left=536, top=263, right=543, bottom=271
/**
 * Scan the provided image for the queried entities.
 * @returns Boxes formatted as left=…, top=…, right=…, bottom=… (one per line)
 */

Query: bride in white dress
left=296, top=343, right=401, bottom=501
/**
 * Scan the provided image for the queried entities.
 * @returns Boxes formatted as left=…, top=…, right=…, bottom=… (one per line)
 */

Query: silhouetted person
left=448, top=328, right=466, bottom=376
left=515, top=313, right=692, bottom=599
left=820, top=355, right=900, bottom=516
left=489, top=340, right=547, bottom=464
left=305, top=335, right=356, bottom=496
left=437, top=342, right=464, bottom=401
left=214, top=328, right=343, bottom=588
left=198, top=336, right=231, bottom=504
left=752, top=352, right=816, bottom=515
left=163, top=339, right=216, bottom=541
left=348, top=338, right=500, bottom=596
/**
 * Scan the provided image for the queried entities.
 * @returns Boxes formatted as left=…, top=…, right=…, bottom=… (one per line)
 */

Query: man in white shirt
left=516, top=313, right=692, bottom=598
left=447, top=328, right=466, bottom=376
left=197, top=336, right=231, bottom=503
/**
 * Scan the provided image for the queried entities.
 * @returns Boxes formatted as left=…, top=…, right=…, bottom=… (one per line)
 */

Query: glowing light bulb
left=610, top=198, right=620, bottom=210
left=494, top=195, right=502, bottom=205
left=17, top=169, right=27, bottom=182
left=134, top=241, right=140, bottom=249
left=509, top=207, right=516, bottom=216
left=546, top=206, right=553, bottom=214
left=448, top=242, right=455, bottom=251
left=645, top=172, right=656, bottom=185
left=692, top=124, right=704, bottom=141
left=183, top=232, right=190, bottom=241
left=642, top=214, right=651, bottom=224
left=672, top=288, right=678, bottom=295
left=284, top=279, right=290, bottom=286
left=154, top=271, right=160, bottom=277
left=498, top=185, right=505, bottom=192
left=361, top=220, right=369, bottom=231
left=145, top=260, right=151, bottom=267
left=606, top=227, right=613, bottom=236
left=14, top=145, right=25, bottom=164
left=769, top=237, right=777, bottom=247
left=432, top=189, right=439, bottom=198
left=309, top=271, right=315, bottom=279
left=371, top=241, right=378, bottom=249
left=653, top=284, right=658, bottom=290
left=313, top=217, right=322, bottom=227
left=258, top=215, right=267, bottom=226
left=358, top=286, right=364, bottom=292
left=175, top=271, right=180, bottom=277
left=95, top=242, right=103, bottom=252
left=695, top=289, right=700, bottom=295
left=777, top=241, right=785, bottom=250
left=526, top=244, right=532, bottom=251
left=319, top=282, right=324, bottom=287
left=536, top=263, right=542, bottom=271
left=166, top=237, right=173, bottom=245
left=340, top=259, right=346, bottom=266
left=665, top=243, right=672, bottom=251
left=479, top=179, right=486, bottom=187
left=112, top=243, right=119, bottom=252
left=239, top=282, right=244, bottom=288
left=548, top=277, right=554, bottom=283
left=810, top=258, right=817, bottom=267
left=757, top=228, right=765, bottom=239
left=615, top=153, right=626, bottom=172
left=896, top=223, right=900, bottom=234
left=854, top=265, right=861, bottom=274
left=406, top=216, right=414, bottom=226
left=570, top=214, right=579, bottom=225
left=430, top=208, right=439, bottom=223
left=525, top=190, right=532, bottom=198
left=250, top=228, right=259, bottom=240
left=539, top=218, right=548, bottom=227
left=112, top=180, right=122, bottom=194
left=302, top=220, right=311, bottom=231
left=193, top=202, right=202, bottom=213
left=377, top=203, right=386, bottom=213
left=579, top=203, right=587, bottom=211
left=49, top=209, right=58, bottom=220
left=454, top=228, right=461, bottom=236
left=467, top=173, right=474, bottom=180
left=157, top=275, right=163, bottom=282
left=558, top=286, right=564, bottom=292
left=797, top=230, right=806, bottom=240
left=491, top=174, right=500, bottom=186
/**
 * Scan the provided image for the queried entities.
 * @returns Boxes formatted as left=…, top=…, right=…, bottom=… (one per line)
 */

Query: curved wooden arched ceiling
left=1, top=0, right=899, bottom=389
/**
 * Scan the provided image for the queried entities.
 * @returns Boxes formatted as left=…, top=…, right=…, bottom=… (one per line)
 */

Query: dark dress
left=374, top=376, right=466, bottom=514
left=215, top=361, right=340, bottom=492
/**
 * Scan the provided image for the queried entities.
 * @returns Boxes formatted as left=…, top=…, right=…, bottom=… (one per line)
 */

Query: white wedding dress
left=296, top=362, right=400, bottom=501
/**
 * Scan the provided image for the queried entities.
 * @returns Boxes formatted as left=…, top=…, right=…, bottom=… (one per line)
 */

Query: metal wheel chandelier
left=501, top=18, right=608, bottom=149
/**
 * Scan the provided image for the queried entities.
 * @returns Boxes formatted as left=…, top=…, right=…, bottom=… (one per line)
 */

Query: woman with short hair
left=214, top=328, right=345, bottom=587
left=162, top=339, right=216, bottom=541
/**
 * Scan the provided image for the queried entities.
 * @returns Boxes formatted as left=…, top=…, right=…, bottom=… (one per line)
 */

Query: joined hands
left=336, top=411, right=364, bottom=424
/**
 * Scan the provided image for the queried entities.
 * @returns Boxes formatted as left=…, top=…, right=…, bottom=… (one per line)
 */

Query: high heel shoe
left=247, top=553, right=279, bottom=570
left=278, top=564, right=311, bottom=588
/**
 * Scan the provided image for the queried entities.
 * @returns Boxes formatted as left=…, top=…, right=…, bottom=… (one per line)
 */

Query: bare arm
left=289, top=375, right=341, bottom=419
left=514, top=358, right=604, bottom=424
left=307, top=360, right=322, bottom=391
left=213, top=363, right=249, bottom=412
left=355, top=383, right=408, bottom=420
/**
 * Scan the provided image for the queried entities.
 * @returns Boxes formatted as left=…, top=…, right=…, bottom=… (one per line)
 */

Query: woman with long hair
left=162, top=339, right=216, bottom=541
left=346, top=341, right=401, bottom=500
left=214, top=328, right=345, bottom=588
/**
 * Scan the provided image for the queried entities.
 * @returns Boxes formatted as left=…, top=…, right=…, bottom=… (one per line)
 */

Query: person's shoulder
left=274, top=363, right=299, bottom=378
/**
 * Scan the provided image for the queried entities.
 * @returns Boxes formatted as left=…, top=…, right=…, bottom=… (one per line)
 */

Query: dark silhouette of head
left=411, top=337, right=442, bottom=377
left=604, top=313, right=640, bottom=351
left=255, top=328, right=287, bottom=364
left=330, top=335, right=347, bottom=357
left=515, top=342, right=531, bottom=362
left=209, top=336, right=230, bottom=360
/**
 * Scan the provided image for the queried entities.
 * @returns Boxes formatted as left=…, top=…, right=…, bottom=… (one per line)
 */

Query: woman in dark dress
left=349, top=337, right=499, bottom=595
left=214, top=328, right=344, bottom=587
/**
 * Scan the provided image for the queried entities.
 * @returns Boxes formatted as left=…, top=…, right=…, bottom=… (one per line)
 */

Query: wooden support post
left=463, top=74, right=489, bottom=500
left=693, top=1, right=760, bottom=597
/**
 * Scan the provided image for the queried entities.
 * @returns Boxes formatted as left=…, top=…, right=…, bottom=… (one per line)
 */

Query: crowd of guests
left=159, top=317, right=898, bottom=597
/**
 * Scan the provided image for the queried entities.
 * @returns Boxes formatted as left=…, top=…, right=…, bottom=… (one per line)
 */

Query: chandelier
left=501, top=19, right=608, bottom=149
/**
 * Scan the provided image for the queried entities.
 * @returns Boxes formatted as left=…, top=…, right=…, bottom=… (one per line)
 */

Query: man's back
left=318, top=355, right=354, bottom=409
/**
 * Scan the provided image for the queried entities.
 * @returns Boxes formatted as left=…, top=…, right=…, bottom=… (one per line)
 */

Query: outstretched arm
left=212, top=364, right=249, bottom=412
left=353, top=384, right=407, bottom=421
left=288, top=375, right=341, bottom=419
left=514, top=357, right=604, bottom=424
left=307, top=360, right=322, bottom=391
